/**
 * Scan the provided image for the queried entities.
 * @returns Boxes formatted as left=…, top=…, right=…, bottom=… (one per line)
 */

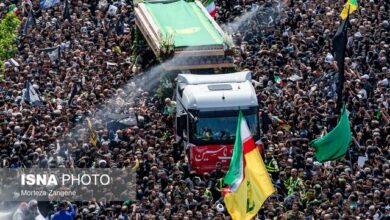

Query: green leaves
left=0, top=37, right=18, bottom=60
left=0, top=61, right=4, bottom=80
left=0, top=12, right=21, bottom=61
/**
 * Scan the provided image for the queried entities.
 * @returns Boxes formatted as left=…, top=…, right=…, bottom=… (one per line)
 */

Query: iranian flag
left=204, top=0, right=217, bottom=17
left=9, top=4, right=18, bottom=14
left=223, top=111, right=275, bottom=220
left=274, top=75, right=283, bottom=86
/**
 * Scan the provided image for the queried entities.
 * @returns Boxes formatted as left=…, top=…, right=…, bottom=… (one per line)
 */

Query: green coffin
left=143, top=0, right=224, bottom=47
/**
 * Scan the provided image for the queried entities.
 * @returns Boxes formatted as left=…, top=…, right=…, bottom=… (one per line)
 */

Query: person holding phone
left=51, top=201, right=76, bottom=220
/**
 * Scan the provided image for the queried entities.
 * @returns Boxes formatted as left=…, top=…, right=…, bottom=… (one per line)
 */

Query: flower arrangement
left=157, top=32, right=175, bottom=61
left=222, top=32, right=237, bottom=56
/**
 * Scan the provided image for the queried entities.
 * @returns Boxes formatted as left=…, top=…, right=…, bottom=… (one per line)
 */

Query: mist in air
left=222, top=1, right=285, bottom=36
left=65, top=1, right=286, bottom=146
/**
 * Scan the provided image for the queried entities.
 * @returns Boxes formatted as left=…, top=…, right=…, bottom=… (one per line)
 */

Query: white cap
left=98, top=160, right=107, bottom=167
left=216, top=203, right=225, bottom=213
left=354, top=32, right=362, bottom=38
left=325, top=53, right=334, bottom=64
left=379, top=79, right=388, bottom=86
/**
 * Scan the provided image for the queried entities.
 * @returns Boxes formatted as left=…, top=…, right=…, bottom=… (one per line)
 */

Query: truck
left=175, top=71, right=262, bottom=174
left=135, top=0, right=261, bottom=174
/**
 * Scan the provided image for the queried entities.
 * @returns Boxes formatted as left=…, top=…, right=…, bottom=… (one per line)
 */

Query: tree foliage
left=0, top=12, right=21, bottom=61
left=0, top=12, right=21, bottom=79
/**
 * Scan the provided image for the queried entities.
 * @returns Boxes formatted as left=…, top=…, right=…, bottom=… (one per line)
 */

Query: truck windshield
left=189, top=108, right=259, bottom=145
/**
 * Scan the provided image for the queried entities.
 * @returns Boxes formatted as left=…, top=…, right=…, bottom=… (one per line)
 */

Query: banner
left=189, top=143, right=263, bottom=173
left=0, top=168, right=135, bottom=201
left=189, top=144, right=234, bottom=173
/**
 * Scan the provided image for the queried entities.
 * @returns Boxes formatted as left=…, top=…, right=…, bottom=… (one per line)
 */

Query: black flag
left=63, top=0, right=71, bottom=21
left=22, top=10, right=36, bottom=36
left=332, top=16, right=349, bottom=113
left=332, top=19, right=348, bottom=70
left=68, top=82, right=81, bottom=106
left=116, top=16, right=125, bottom=35
left=40, top=46, right=61, bottom=61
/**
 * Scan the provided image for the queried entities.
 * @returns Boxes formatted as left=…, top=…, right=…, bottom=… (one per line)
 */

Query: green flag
left=310, top=105, right=351, bottom=162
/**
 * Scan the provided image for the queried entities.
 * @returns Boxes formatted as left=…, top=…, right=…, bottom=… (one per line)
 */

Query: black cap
left=58, top=201, right=66, bottom=208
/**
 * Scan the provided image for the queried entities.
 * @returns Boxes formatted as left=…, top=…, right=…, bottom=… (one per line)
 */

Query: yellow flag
left=86, top=118, right=98, bottom=147
left=223, top=112, right=275, bottom=220
left=340, top=0, right=358, bottom=20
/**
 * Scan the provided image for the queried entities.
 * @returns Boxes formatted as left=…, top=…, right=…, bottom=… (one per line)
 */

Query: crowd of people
left=0, top=0, right=389, bottom=219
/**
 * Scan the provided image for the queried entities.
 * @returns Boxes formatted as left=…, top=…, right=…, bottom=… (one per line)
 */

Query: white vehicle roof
left=177, top=71, right=251, bottom=85
left=177, top=71, right=258, bottom=111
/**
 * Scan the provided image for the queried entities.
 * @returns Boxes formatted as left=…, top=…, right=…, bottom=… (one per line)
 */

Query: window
left=189, top=108, right=259, bottom=145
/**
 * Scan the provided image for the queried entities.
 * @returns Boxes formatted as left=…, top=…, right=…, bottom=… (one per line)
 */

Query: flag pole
left=336, top=6, right=349, bottom=114
left=348, top=144, right=353, bottom=172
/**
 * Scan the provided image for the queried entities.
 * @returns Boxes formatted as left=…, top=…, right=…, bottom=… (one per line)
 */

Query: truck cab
left=175, top=71, right=262, bottom=174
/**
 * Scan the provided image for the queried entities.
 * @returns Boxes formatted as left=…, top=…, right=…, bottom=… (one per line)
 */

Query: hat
left=98, top=160, right=107, bottom=167
left=354, top=32, right=362, bottom=38
left=379, top=79, right=388, bottom=86
left=361, top=74, right=369, bottom=80
left=58, top=201, right=66, bottom=208
left=53, top=110, right=61, bottom=115
left=325, top=53, right=334, bottom=64
left=82, top=208, right=89, bottom=214
left=216, top=203, right=225, bottom=213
